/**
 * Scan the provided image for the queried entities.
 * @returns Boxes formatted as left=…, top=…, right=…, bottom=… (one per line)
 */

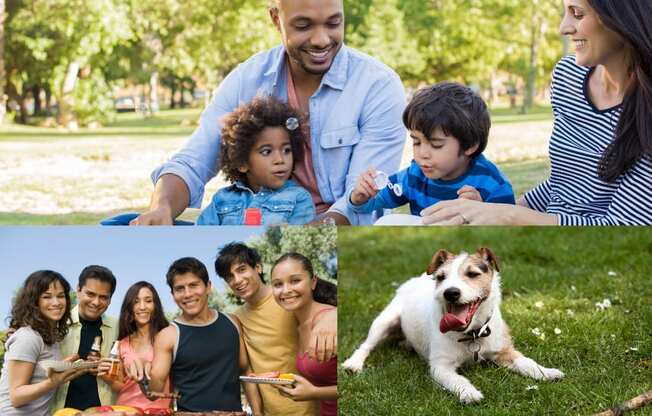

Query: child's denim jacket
left=196, top=179, right=316, bottom=225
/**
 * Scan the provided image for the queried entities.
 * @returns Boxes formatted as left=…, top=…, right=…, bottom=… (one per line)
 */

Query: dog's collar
left=458, top=314, right=492, bottom=343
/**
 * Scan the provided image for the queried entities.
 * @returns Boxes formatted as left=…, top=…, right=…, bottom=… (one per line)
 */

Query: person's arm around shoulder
left=230, top=314, right=263, bottom=416
left=308, top=308, right=337, bottom=363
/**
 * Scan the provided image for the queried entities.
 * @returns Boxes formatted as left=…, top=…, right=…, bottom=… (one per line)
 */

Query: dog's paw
left=540, top=367, right=564, bottom=381
left=458, top=386, right=484, bottom=404
left=342, top=356, right=365, bottom=373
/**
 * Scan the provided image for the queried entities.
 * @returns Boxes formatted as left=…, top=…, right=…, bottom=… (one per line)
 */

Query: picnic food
left=40, top=359, right=100, bottom=373
left=239, top=372, right=296, bottom=385
left=174, top=412, right=246, bottom=416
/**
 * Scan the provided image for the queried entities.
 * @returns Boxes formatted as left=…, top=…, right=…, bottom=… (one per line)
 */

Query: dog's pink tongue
left=439, top=304, right=469, bottom=333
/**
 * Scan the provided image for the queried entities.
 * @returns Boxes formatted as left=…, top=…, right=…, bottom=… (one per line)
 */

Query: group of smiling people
left=0, top=243, right=337, bottom=415
left=129, top=0, right=652, bottom=227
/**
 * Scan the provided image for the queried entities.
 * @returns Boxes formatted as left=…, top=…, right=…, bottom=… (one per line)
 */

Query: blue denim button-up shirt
left=196, top=180, right=315, bottom=225
left=151, top=44, right=406, bottom=224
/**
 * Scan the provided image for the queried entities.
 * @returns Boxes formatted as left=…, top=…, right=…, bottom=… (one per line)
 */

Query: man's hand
left=457, top=185, right=482, bottom=201
left=122, top=357, right=150, bottom=381
left=308, top=310, right=337, bottom=362
left=350, top=168, right=379, bottom=206
left=130, top=207, right=174, bottom=226
left=131, top=174, right=190, bottom=226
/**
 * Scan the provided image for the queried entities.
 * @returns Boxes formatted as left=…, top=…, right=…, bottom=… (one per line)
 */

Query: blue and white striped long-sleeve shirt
left=525, top=56, right=652, bottom=225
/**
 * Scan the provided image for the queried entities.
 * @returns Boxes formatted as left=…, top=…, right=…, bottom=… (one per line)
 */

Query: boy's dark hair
left=166, top=257, right=210, bottom=290
left=220, top=96, right=305, bottom=184
left=78, top=265, right=117, bottom=296
left=215, top=242, right=265, bottom=283
left=403, top=82, right=490, bottom=158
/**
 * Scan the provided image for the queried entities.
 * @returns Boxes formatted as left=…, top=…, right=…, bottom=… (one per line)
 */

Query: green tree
left=0, top=0, right=5, bottom=124
left=249, top=226, right=337, bottom=282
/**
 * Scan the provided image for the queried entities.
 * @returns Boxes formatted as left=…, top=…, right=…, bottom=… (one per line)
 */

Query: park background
left=0, top=0, right=567, bottom=224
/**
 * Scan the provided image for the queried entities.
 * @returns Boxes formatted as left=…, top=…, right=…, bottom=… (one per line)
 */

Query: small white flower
left=525, top=385, right=539, bottom=391
left=610, top=334, right=616, bottom=339
left=534, top=301, right=545, bottom=309
left=595, top=298, right=612, bottom=311
left=629, top=347, right=638, bottom=352
left=554, top=328, right=562, bottom=335
left=391, top=281, right=399, bottom=287
left=565, top=309, right=575, bottom=316
left=531, top=328, right=545, bottom=340
left=570, top=285, right=577, bottom=291
left=513, top=291, right=521, bottom=298
left=607, top=271, right=617, bottom=277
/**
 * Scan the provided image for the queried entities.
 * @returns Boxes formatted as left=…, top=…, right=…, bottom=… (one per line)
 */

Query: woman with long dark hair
left=101, top=281, right=171, bottom=409
left=0, top=271, right=84, bottom=415
left=270, top=253, right=337, bottom=416
left=421, top=0, right=652, bottom=225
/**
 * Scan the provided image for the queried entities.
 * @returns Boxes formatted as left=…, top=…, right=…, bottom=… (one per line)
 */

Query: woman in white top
left=0, top=270, right=84, bottom=416
left=421, top=0, right=652, bottom=225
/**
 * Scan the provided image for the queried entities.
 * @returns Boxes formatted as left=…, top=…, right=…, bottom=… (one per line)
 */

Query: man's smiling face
left=271, top=0, right=344, bottom=77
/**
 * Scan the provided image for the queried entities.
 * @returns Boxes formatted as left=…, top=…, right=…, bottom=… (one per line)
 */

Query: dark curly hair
left=271, top=252, right=337, bottom=306
left=118, top=281, right=169, bottom=344
left=9, top=270, right=72, bottom=346
left=219, top=96, right=305, bottom=184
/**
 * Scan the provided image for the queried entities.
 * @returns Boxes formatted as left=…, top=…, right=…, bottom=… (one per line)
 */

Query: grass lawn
left=0, top=106, right=551, bottom=224
left=0, top=108, right=201, bottom=142
left=338, top=227, right=652, bottom=416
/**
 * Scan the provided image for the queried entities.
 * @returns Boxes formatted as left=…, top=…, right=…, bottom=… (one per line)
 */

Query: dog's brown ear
left=427, top=250, right=452, bottom=275
left=478, top=247, right=499, bottom=272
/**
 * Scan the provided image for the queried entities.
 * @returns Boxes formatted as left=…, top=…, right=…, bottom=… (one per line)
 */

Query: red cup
left=244, top=208, right=262, bottom=225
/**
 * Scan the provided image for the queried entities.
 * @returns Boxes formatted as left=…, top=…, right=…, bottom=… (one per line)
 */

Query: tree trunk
left=179, top=85, right=186, bottom=108
left=522, top=3, right=544, bottom=114
left=57, top=61, right=80, bottom=127
left=149, top=71, right=159, bottom=113
left=32, top=85, right=42, bottom=115
left=45, top=85, right=52, bottom=114
left=0, top=0, right=6, bottom=125
left=170, top=83, right=176, bottom=109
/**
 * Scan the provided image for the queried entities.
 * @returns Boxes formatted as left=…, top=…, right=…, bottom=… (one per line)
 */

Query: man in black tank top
left=124, top=257, right=262, bottom=414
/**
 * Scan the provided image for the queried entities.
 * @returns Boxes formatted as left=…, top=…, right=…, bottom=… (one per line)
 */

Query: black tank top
left=171, top=312, right=242, bottom=411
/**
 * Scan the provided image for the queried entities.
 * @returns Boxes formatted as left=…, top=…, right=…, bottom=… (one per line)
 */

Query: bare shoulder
left=155, top=324, right=178, bottom=349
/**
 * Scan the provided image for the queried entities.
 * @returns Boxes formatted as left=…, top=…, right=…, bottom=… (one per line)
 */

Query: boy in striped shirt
left=347, top=82, right=515, bottom=219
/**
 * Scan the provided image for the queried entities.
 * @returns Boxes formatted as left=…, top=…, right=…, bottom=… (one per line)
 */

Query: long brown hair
left=9, top=270, right=72, bottom=346
left=118, top=281, right=169, bottom=343
left=588, top=0, right=652, bottom=182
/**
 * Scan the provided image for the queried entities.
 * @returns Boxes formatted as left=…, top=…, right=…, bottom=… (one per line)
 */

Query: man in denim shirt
left=133, top=0, right=406, bottom=225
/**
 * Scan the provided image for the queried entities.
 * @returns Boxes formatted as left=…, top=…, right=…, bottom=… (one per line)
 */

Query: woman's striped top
left=524, top=56, right=652, bottom=225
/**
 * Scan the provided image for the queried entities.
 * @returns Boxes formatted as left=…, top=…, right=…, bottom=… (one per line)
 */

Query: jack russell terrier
left=342, top=247, right=564, bottom=403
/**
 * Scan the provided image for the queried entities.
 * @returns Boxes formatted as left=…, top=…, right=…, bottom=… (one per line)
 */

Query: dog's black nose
left=443, top=288, right=461, bottom=303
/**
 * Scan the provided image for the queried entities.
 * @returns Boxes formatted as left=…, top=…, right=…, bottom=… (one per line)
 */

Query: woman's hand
left=47, top=355, right=85, bottom=387
left=274, top=374, right=317, bottom=402
left=420, top=199, right=558, bottom=225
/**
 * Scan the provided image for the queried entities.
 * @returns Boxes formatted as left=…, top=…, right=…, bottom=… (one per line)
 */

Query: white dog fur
left=342, top=248, right=564, bottom=403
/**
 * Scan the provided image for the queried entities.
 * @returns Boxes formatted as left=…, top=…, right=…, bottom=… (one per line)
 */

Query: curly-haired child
left=196, top=96, right=316, bottom=225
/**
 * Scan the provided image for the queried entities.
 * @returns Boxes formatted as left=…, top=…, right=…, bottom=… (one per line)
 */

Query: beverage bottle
left=108, top=341, right=122, bottom=379
left=87, top=335, right=102, bottom=360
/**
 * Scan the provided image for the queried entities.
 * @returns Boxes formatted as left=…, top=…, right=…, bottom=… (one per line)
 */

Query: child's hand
left=350, top=168, right=379, bottom=206
left=457, top=185, right=483, bottom=201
